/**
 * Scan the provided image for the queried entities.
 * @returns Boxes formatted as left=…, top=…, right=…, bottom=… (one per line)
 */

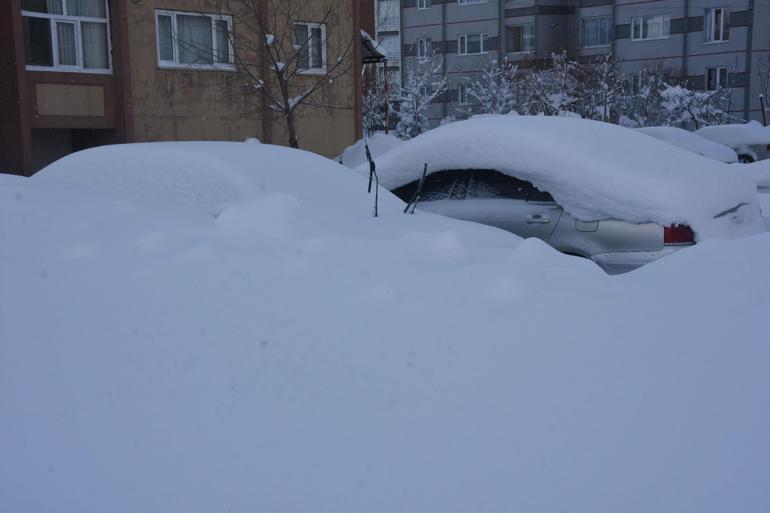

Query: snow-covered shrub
left=395, top=53, right=447, bottom=139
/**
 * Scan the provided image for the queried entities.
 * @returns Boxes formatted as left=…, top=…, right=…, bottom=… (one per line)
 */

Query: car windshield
left=393, top=169, right=554, bottom=203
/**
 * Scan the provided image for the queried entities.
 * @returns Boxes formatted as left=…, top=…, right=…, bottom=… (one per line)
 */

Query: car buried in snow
left=363, top=116, right=765, bottom=274
left=696, top=121, right=770, bottom=163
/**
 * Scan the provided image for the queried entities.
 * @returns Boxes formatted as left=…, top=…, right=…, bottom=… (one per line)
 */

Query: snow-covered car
left=696, top=121, right=770, bottom=163
left=365, top=116, right=764, bottom=273
left=636, top=126, right=738, bottom=163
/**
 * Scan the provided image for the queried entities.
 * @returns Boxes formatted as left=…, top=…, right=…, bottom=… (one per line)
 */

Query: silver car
left=393, top=169, right=696, bottom=274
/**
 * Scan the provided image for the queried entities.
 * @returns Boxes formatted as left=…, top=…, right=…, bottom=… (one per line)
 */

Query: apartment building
left=401, top=0, right=770, bottom=127
left=376, top=0, right=402, bottom=89
left=1, top=0, right=371, bottom=176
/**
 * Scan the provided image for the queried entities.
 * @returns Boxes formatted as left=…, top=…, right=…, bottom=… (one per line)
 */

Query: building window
left=506, top=24, right=534, bottom=53
left=417, top=37, right=432, bottom=58
left=417, top=0, right=432, bottom=9
left=706, top=67, right=728, bottom=90
left=378, top=34, right=400, bottom=64
left=705, top=8, right=729, bottom=42
left=21, top=0, right=111, bottom=72
left=458, top=0, right=487, bottom=5
left=377, top=0, right=399, bottom=30
left=155, top=10, right=233, bottom=69
left=458, top=33, right=487, bottom=55
left=631, top=15, right=670, bottom=41
left=630, top=74, right=641, bottom=93
left=294, top=22, right=327, bottom=73
left=457, top=84, right=469, bottom=104
left=581, top=16, right=611, bottom=47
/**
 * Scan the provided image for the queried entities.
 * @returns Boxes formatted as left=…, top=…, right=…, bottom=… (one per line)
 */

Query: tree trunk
left=286, top=109, right=299, bottom=148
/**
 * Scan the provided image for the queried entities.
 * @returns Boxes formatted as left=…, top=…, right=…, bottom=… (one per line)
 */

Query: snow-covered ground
left=1, top=142, right=770, bottom=513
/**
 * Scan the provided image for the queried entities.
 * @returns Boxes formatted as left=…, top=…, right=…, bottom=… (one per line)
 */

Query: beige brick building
left=1, top=0, right=371, bottom=175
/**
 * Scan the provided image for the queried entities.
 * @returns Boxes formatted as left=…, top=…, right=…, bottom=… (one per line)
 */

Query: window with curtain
left=581, top=16, right=611, bottom=47
left=294, top=22, right=326, bottom=73
left=704, top=8, right=729, bottom=42
left=21, top=0, right=110, bottom=71
left=155, top=10, right=233, bottom=69
left=506, top=24, right=534, bottom=53
left=631, top=15, right=670, bottom=41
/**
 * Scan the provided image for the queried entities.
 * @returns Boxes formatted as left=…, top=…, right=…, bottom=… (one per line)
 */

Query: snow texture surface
left=2, top=141, right=770, bottom=513
left=362, top=116, right=764, bottom=238
left=636, top=126, right=738, bottom=163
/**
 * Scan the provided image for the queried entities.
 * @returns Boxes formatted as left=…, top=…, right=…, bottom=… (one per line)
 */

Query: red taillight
left=664, top=224, right=696, bottom=245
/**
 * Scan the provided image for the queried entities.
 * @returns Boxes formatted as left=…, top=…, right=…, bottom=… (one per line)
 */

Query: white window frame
left=417, top=37, right=432, bottom=59
left=22, top=0, right=112, bottom=74
left=706, top=66, right=728, bottom=90
left=417, top=0, right=432, bottom=9
left=580, top=16, right=611, bottom=48
left=631, top=15, right=670, bottom=41
left=458, top=33, right=487, bottom=55
left=155, top=10, right=235, bottom=71
left=507, top=23, right=534, bottom=53
left=458, top=0, right=487, bottom=5
left=704, top=7, right=729, bottom=43
left=293, top=21, right=327, bottom=75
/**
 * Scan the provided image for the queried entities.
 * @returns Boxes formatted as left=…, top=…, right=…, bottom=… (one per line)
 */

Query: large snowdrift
left=2, top=142, right=770, bottom=513
left=636, top=126, right=738, bottom=163
left=362, top=116, right=764, bottom=239
left=697, top=120, right=770, bottom=147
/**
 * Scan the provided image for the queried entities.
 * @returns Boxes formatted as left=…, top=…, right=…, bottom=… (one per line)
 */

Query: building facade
left=400, top=0, right=770, bottom=127
left=1, top=0, right=369, bottom=176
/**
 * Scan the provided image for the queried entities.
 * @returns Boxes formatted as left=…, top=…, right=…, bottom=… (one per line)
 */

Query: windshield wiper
left=714, top=202, right=748, bottom=219
left=404, top=163, right=428, bottom=214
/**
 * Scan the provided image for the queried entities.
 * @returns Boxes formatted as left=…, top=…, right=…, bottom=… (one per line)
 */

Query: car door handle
left=525, top=213, right=550, bottom=224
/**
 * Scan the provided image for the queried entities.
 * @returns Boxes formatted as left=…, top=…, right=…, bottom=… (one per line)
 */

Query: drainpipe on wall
left=441, top=1, right=447, bottom=121
left=743, top=0, right=754, bottom=122
left=682, top=0, right=689, bottom=82
left=610, top=0, right=617, bottom=57
left=499, top=0, right=505, bottom=64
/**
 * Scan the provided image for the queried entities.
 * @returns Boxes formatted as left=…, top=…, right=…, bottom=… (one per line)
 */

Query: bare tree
left=577, top=53, right=624, bottom=122
left=208, top=0, right=356, bottom=148
left=520, top=51, right=580, bottom=116
left=362, top=66, right=387, bottom=135
left=758, top=56, right=770, bottom=123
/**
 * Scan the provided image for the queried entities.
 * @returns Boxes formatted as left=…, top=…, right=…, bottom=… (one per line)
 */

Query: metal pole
left=384, top=65, right=390, bottom=134
left=760, top=95, right=768, bottom=126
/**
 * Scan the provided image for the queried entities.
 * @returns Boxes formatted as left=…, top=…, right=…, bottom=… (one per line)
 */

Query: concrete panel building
left=401, top=0, right=770, bottom=127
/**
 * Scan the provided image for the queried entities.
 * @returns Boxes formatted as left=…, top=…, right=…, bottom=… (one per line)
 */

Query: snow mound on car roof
left=35, top=141, right=398, bottom=217
left=364, top=116, right=764, bottom=239
left=696, top=120, right=770, bottom=147
left=636, top=126, right=738, bottom=163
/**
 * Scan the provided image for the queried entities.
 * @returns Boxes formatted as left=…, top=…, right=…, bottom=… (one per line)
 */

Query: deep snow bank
left=2, top=142, right=770, bottom=513
left=362, top=116, right=764, bottom=239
